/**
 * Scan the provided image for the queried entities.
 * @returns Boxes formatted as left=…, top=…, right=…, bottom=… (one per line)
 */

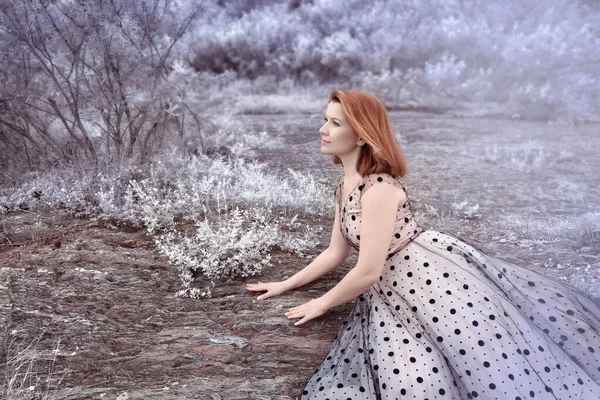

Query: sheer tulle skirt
left=301, top=230, right=600, bottom=400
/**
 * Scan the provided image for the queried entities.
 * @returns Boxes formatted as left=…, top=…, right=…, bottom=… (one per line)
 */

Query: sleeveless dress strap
left=334, top=176, right=343, bottom=207
left=360, top=173, right=405, bottom=196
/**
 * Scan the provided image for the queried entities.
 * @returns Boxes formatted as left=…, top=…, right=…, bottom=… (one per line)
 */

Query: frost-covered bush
left=155, top=206, right=321, bottom=299
left=190, top=0, right=600, bottom=122
left=0, top=167, right=102, bottom=216
left=482, top=141, right=547, bottom=172
left=96, top=153, right=332, bottom=231
left=0, top=148, right=330, bottom=298
left=156, top=207, right=277, bottom=298
left=1, top=148, right=332, bottom=224
left=500, top=211, right=600, bottom=243
left=412, top=200, right=481, bottom=232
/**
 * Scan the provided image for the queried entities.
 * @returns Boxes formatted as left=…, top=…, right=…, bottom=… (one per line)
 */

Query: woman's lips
left=321, top=139, right=330, bottom=144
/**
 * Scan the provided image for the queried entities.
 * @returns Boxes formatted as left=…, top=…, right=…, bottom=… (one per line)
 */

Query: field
left=1, top=112, right=599, bottom=399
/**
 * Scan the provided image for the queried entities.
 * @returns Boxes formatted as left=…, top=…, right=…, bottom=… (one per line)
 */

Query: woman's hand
left=246, top=281, right=290, bottom=301
left=285, top=297, right=328, bottom=326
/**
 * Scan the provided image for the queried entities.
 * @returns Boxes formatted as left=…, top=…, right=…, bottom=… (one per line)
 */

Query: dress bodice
left=336, top=173, right=422, bottom=255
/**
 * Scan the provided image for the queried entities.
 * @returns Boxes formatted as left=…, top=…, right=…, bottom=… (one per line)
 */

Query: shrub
left=155, top=206, right=321, bottom=299
left=0, top=147, right=332, bottom=298
left=1, top=149, right=333, bottom=222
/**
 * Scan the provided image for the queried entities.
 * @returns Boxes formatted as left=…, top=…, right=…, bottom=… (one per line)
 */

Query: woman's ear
left=357, top=138, right=366, bottom=146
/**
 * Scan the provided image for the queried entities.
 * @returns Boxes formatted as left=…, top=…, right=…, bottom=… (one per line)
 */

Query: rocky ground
left=0, top=211, right=356, bottom=399
left=2, top=112, right=599, bottom=399
left=3, top=206, right=598, bottom=400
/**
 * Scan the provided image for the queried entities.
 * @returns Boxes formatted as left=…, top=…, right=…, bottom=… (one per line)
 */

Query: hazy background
left=1, top=0, right=599, bottom=178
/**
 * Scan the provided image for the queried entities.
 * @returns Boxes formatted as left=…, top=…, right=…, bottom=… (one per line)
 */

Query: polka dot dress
left=301, top=173, right=600, bottom=400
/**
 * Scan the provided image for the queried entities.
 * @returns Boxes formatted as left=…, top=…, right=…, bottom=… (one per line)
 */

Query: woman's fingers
left=246, top=282, right=266, bottom=291
left=286, top=311, right=303, bottom=319
left=294, top=316, right=309, bottom=326
left=247, top=281, right=289, bottom=301
left=286, top=305, right=307, bottom=318
left=286, top=308, right=312, bottom=325
left=247, top=282, right=267, bottom=300
left=285, top=298, right=327, bottom=326
left=285, top=307, right=301, bottom=314
left=257, top=292, right=271, bottom=301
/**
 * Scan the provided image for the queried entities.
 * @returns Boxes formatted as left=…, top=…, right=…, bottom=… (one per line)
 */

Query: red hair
left=329, top=90, right=408, bottom=177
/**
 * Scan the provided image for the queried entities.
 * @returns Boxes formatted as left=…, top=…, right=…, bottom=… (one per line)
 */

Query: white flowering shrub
left=482, top=141, right=547, bottom=172
left=155, top=206, right=321, bottom=299
left=93, top=153, right=332, bottom=233
left=451, top=201, right=481, bottom=220
left=499, top=211, right=600, bottom=244
left=159, top=207, right=277, bottom=278
left=0, top=167, right=100, bottom=216
left=1, top=149, right=332, bottom=221
left=0, top=149, right=330, bottom=298
left=190, top=0, right=600, bottom=122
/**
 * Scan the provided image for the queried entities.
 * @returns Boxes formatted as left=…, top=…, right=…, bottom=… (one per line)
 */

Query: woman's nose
left=319, top=124, right=327, bottom=135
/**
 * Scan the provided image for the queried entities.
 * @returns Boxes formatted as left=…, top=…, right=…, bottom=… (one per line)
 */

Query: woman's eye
left=324, top=117, right=339, bottom=126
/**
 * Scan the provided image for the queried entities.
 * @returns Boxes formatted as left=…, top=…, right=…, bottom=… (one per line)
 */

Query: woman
left=247, top=90, right=600, bottom=399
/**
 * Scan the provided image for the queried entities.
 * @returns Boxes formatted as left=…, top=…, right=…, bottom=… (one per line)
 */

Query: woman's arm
left=285, top=182, right=405, bottom=325
left=247, top=194, right=351, bottom=299
left=283, top=203, right=351, bottom=290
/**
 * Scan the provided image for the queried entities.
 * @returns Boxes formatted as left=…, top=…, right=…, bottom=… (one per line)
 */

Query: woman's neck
left=340, top=151, right=362, bottom=179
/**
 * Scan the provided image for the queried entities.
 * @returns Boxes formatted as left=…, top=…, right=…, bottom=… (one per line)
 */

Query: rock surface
left=0, top=212, right=355, bottom=399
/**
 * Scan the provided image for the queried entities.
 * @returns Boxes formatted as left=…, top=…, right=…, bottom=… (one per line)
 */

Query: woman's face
left=319, top=101, right=362, bottom=157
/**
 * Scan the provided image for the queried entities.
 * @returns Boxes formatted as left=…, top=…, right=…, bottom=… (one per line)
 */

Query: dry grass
left=1, top=328, right=63, bottom=400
